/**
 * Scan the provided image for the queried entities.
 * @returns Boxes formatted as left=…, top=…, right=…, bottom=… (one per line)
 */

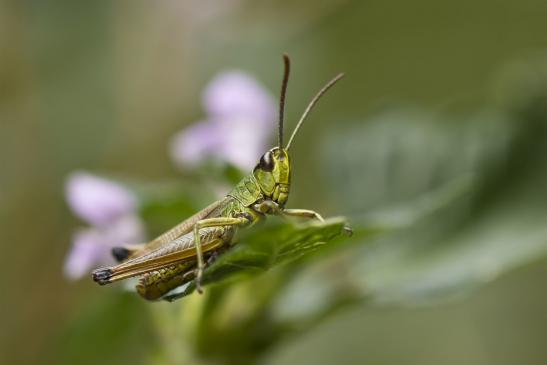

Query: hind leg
left=192, top=216, right=250, bottom=293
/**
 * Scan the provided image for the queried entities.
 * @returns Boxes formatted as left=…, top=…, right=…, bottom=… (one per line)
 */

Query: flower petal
left=103, top=214, right=146, bottom=247
left=63, top=215, right=146, bottom=280
left=64, top=228, right=107, bottom=280
left=171, top=71, right=276, bottom=170
left=214, top=116, right=271, bottom=169
left=203, top=71, right=276, bottom=123
left=65, top=172, right=137, bottom=226
left=169, top=121, right=223, bottom=168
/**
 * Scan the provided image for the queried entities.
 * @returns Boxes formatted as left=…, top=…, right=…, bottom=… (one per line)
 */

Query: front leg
left=193, top=216, right=249, bottom=293
left=254, top=201, right=326, bottom=223
left=283, top=208, right=352, bottom=236
left=253, top=201, right=352, bottom=236
left=282, top=208, right=325, bottom=222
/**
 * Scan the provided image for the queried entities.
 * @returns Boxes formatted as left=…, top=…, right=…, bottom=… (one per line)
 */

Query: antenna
left=278, top=54, right=291, bottom=148
left=285, top=73, right=344, bottom=150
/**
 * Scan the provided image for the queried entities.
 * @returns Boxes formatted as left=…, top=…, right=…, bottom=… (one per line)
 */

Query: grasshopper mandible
left=92, top=54, right=350, bottom=300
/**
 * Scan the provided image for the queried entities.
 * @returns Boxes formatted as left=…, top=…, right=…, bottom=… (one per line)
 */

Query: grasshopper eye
left=258, top=151, right=274, bottom=171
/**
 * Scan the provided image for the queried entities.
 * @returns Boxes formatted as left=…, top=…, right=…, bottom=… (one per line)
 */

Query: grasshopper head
left=253, top=147, right=291, bottom=207
left=252, top=54, right=342, bottom=207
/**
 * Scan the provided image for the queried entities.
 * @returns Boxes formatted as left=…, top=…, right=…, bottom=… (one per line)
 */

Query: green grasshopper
left=92, top=54, right=350, bottom=301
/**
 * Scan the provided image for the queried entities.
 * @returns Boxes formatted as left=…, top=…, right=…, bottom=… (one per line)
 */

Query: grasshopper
left=92, top=54, right=350, bottom=301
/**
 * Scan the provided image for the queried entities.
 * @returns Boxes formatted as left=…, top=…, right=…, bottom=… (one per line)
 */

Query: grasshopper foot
left=342, top=225, right=353, bottom=237
left=92, top=268, right=113, bottom=285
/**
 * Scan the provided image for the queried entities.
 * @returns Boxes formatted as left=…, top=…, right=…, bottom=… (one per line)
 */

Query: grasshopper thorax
left=253, top=147, right=291, bottom=207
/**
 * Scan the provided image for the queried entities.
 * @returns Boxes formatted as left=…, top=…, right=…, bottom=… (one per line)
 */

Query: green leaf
left=163, top=217, right=356, bottom=300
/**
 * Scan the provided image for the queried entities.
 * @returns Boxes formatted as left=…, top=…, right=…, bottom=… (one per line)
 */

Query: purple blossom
left=64, top=172, right=145, bottom=280
left=170, top=70, right=276, bottom=170
left=203, top=71, right=276, bottom=122
left=66, top=172, right=137, bottom=227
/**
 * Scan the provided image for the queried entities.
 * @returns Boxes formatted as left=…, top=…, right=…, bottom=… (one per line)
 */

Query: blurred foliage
left=318, top=56, right=547, bottom=305
left=52, top=294, right=157, bottom=365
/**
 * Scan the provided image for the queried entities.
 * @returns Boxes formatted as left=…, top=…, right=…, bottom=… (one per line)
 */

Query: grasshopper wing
left=111, top=198, right=229, bottom=262
left=93, top=225, right=233, bottom=284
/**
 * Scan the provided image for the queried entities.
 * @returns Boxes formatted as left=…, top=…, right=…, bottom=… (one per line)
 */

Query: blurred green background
left=3, top=0, right=547, bottom=364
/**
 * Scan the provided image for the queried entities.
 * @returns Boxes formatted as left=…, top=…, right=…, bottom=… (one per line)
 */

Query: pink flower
left=170, top=71, right=276, bottom=170
left=66, top=172, right=138, bottom=227
left=64, top=172, right=145, bottom=280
